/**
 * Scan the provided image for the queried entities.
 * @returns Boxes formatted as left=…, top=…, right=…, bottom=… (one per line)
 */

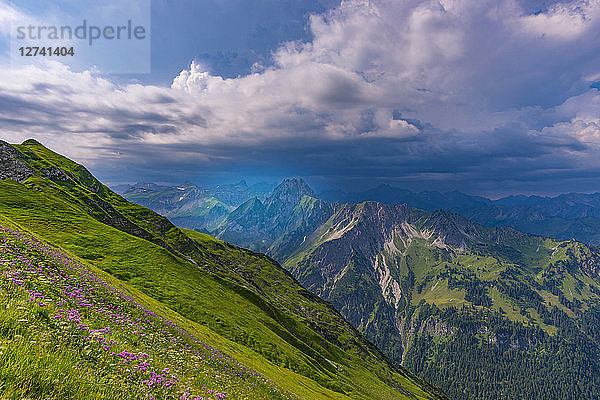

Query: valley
left=4, top=139, right=600, bottom=400
left=0, top=139, right=445, bottom=400
left=127, top=176, right=600, bottom=399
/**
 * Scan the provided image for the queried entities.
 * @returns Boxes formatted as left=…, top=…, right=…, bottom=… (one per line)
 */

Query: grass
left=0, top=140, right=446, bottom=400
left=0, top=225, right=288, bottom=400
left=488, top=287, right=527, bottom=324
left=415, top=279, right=466, bottom=308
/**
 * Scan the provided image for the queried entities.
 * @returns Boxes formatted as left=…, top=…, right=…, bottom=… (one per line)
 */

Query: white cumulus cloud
left=1, top=0, right=600, bottom=191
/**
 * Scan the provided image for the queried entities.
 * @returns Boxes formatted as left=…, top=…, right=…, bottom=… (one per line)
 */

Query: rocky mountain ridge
left=321, top=184, right=600, bottom=246
left=215, top=178, right=335, bottom=256
left=0, top=139, right=448, bottom=400
left=284, top=200, right=600, bottom=399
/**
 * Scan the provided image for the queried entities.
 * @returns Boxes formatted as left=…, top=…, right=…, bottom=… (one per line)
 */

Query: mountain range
left=115, top=180, right=277, bottom=233
left=116, top=176, right=600, bottom=399
left=0, top=139, right=445, bottom=400
left=20, top=140, right=600, bottom=399
left=321, top=184, right=600, bottom=246
left=121, top=179, right=600, bottom=248
left=214, top=178, right=334, bottom=260
left=118, top=178, right=334, bottom=260
left=284, top=201, right=600, bottom=399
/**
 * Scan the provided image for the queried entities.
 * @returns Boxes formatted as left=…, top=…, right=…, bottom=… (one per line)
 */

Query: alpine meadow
left=3, top=1, right=600, bottom=399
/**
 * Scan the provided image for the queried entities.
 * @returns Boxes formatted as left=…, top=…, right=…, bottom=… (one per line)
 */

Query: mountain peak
left=227, top=196, right=266, bottom=219
left=243, top=196, right=264, bottom=209
left=271, top=178, right=315, bottom=198
left=21, top=138, right=44, bottom=146
left=424, top=209, right=483, bottom=248
left=265, top=178, right=316, bottom=215
left=181, top=181, right=199, bottom=189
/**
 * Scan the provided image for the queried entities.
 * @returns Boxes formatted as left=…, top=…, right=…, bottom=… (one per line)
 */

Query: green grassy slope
left=0, top=217, right=290, bottom=400
left=0, top=140, right=446, bottom=400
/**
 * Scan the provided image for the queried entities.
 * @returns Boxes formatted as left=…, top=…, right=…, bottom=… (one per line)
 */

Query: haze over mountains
left=323, top=185, right=600, bottom=246
left=115, top=176, right=600, bottom=399
left=118, top=179, right=600, bottom=249
left=117, top=178, right=334, bottom=258
left=0, top=139, right=445, bottom=400
left=116, top=181, right=277, bottom=232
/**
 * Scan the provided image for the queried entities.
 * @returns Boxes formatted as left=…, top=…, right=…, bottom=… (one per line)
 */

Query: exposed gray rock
left=0, top=140, right=33, bottom=183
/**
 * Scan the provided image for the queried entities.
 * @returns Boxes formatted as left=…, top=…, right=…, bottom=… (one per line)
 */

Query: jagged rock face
left=291, top=201, right=504, bottom=303
left=40, top=166, right=70, bottom=181
left=289, top=202, right=457, bottom=298
left=286, top=202, right=454, bottom=361
left=422, top=210, right=483, bottom=249
left=215, top=178, right=334, bottom=255
left=0, top=140, right=34, bottom=182
left=262, top=178, right=320, bottom=238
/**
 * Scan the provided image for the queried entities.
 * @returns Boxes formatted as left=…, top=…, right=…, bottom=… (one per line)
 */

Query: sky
left=1, top=0, right=600, bottom=197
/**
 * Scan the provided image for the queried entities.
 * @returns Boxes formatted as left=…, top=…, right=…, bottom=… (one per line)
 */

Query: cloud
left=1, top=0, right=600, bottom=194
left=520, top=1, right=600, bottom=40
left=0, top=1, right=36, bottom=35
left=0, top=1, right=38, bottom=62
left=0, top=61, right=208, bottom=161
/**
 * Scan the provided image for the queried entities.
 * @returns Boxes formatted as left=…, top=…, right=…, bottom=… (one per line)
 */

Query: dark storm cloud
left=1, top=0, right=600, bottom=195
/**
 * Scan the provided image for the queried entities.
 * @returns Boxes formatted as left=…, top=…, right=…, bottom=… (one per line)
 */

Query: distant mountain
left=215, top=178, right=335, bottom=257
left=110, top=182, right=137, bottom=194
left=116, top=180, right=277, bottom=232
left=206, top=180, right=276, bottom=207
left=0, top=139, right=447, bottom=400
left=119, top=179, right=600, bottom=247
left=284, top=201, right=600, bottom=400
left=463, top=192, right=600, bottom=245
left=321, top=185, right=600, bottom=245
left=121, top=181, right=232, bottom=232
left=320, top=184, right=491, bottom=212
left=114, top=178, right=330, bottom=253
